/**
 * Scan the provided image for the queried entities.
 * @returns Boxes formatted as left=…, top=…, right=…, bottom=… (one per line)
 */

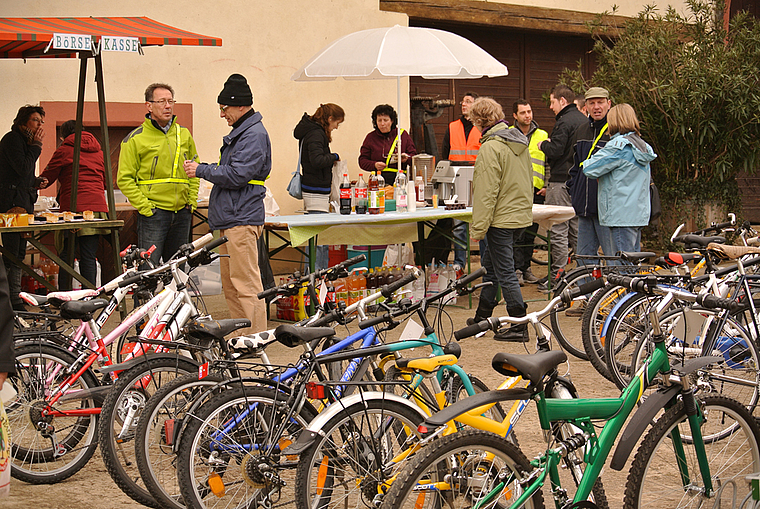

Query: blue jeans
left=577, top=215, right=615, bottom=266
left=59, top=234, right=100, bottom=290
left=137, top=207, right=192, bottom=265
left=611, top=226, right=641, bottom=254
left=477, top=227, right=526, bottom=318
left=452, top=220, right=468, bottom=267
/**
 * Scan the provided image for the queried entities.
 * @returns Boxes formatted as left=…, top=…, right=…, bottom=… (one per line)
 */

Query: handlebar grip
left=257, top=285, right=280, bottom=300
left=118, top=273, right=144, bottom=288
left=568, top=277, right=605, bottom=300
left=359, top=313, right=390, bottom=330
left=202, top=235, right=228, bottom=252
left=606, top=274, right=633, bottom=288
left=191, top=233, right=214, bottom=250
left=381, top=269, right=419, bottom=299
left=607, top=274, right=656, bottom=293
left=340, top=254, right=367, bottom=269
left=455, top=267, right=486, bottom=288
left=454, top=317, right=497, bottom=341
left=120, top=245, right=136, bottom=258
left=142, top=245, right=156, bottom=259
left=696, top=294, right=740, bottom=312
left=309, top=309, right=341, bottom=328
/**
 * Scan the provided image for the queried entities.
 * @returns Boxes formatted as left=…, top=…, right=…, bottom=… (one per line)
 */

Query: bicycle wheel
left=630, top=307, right=760, bottom=410
left=176, top=385, right=318, bottom=509
left=580, top=283, right=631, bottom=382
left=378, top=429, right=544, bottom=509
left=98, top=355, right=199, bottom=508
left=294, top=398, right=426, bottom=509
left=135, top=371, right=227, bottom=509
left=8, top=343, right=100, bottom=483
left=605, top=292, right=660, bottom=390
left=549, top=266, right=597, bottom=360
left=624, top=395, right=760, bottom=508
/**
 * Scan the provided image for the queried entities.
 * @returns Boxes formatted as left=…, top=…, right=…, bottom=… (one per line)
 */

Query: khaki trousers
left=219, top=224, right=266, bottom=335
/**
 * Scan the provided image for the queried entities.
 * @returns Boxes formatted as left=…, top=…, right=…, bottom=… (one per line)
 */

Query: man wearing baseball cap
left=567, top=86, right=614, bottom=283
left=184, top=74, right=271, bottom=335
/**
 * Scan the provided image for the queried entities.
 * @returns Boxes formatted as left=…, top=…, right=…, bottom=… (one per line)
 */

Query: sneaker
left=537, top=281, right=551, bottom=294
left=522, top=268, right=540, bottom=284
left=493, top=326, right=530, bottom=342
left=516, top=271, right=525, bottom=287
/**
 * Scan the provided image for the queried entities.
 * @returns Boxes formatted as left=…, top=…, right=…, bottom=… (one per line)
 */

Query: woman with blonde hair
left=583, top=103, right=656, bottom=253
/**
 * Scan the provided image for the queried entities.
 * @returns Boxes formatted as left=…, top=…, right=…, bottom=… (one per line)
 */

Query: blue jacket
left=196, top=110, right=272, bottom=230
left=582, top=132, right=657, bottom=227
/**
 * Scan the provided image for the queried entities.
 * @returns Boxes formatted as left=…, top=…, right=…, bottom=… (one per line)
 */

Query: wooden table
left=0, top=219, right=124, bottom=290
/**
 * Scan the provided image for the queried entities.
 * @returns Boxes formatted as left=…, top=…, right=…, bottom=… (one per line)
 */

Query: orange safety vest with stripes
left=448, top=119, right=481, bottom=162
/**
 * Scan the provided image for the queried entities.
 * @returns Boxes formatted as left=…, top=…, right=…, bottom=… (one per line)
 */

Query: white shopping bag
left=0, top=396, right=10, bottom=497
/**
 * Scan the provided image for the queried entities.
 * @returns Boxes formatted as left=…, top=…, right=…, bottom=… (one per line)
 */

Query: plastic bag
left=383, top=243, right=414, bottom=267
left=330, top=160, right=347, bottom=204
left=0, top=397, right=10, bottom=497
left=287, top=170, right=302, bottom=200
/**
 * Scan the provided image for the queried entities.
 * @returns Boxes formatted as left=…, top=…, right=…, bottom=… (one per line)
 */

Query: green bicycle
left=380, top=273, right=760, bottom=509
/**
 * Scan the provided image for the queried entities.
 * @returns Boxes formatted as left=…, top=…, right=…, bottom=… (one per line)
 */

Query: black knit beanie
left=218, top=74, right=253, bottom=106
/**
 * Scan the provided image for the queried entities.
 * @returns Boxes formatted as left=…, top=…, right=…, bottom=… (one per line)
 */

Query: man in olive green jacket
left=469, top=97, right=533, bottom=341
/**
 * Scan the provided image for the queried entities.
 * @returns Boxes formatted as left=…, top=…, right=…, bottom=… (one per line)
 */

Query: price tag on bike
left=198, top=362, right=209, bottom=380
left=398, top=319, right=424, bottom=342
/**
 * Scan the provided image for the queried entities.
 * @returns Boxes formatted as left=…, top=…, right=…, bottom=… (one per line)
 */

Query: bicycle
left=6, top=234, right=230, bottom=487
left=381, top=273, right=760, bottom=509
left=288, top=278, right=609, bottom=509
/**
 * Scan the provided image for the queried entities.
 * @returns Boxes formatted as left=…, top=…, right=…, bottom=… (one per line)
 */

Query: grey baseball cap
left=585, top=87, right=610, bottom=100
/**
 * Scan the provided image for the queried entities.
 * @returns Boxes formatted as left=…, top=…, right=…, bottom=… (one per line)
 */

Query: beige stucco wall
left=0, top=0, right=687, bottom=216
left=487, top=0, right=690, bottom=17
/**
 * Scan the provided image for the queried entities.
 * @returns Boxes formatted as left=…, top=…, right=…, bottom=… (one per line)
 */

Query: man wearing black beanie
left=185, top=74, right=271, bottom=334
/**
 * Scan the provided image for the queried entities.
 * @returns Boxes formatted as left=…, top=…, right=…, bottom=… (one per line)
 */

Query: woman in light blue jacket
left=583, top=103, right=656, bottom=253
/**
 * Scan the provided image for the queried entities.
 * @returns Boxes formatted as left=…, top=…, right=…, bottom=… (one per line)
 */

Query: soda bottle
left=339, top=172, right=352, bottom=215
left=415, top=176, right=425, bottom=202
left=368, top=172, right=380, bottom=214
left=334, top=275, right=348, bottom=307
left=395, top=171, right=408, bottom=213
left=377, top=171, right=386, bottom=213
left=355, top=174, right=368, bottom=214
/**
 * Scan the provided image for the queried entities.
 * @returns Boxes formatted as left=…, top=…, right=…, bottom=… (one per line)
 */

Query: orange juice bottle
left=333, top=275, right=348, bottom=307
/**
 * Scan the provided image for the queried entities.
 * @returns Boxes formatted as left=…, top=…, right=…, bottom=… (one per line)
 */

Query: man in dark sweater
left=538, top=85, right=587, bottom=288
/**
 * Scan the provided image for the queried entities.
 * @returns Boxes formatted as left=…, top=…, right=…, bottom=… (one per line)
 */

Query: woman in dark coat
left=0, top=105, right=46, bottom=310
left=293, top=103, right=344, bottom=270
left=358, top=104, right=416, bottom=185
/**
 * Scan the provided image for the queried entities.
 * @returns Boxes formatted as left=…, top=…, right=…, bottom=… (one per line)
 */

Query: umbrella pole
left=397, top=76, right=402, bottom=173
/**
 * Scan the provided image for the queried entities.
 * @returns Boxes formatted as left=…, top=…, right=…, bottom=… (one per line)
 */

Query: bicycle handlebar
left=696, top=293, right=742, bottom=312
left=381, top=270, right=418, bottom=299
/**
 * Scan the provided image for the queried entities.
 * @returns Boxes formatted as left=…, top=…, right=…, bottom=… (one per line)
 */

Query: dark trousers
left=58, top=234, right=100, bottom=290
left=2, top=231, right=26, bottom=307
left=137, top=207, right=192, bottom=265
left=476, top=226, right=527, bottom=319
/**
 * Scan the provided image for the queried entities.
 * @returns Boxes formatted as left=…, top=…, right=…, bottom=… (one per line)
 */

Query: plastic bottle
left=339, top=172, right=352, bottom=215
left=413, top=266, right=426, bottom=303
left=368, top=172, right=380, bottom=214
left=347, top=268, right=367, bottom=306
left=395, top=171, right=408, bottom=213
left=334, top=275, right=349, bottom=307
left=377, top=171, right=386, bottom=213
left=355, top=174, right=368, bottom=214
left=415, top=176, right=425, bottom=202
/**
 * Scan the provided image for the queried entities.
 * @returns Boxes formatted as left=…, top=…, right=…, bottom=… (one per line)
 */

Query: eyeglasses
left=148, top=99, right=176, bottom=106
left=219, top=105, right=230, bottom=112
left=29, top=117, right=44, bottom=124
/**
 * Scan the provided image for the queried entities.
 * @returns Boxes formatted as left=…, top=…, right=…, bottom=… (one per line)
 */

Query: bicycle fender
left=285, top=392, right=429, bottom=455
left=96, top=353, right=199, bottom=374
left=14, top=339, right=77, bottom=359
left=424, top=388, right=533, bottom=428
left=600, top=291, right=638, bottom=339
left=609, top=384, right=680, bottom=471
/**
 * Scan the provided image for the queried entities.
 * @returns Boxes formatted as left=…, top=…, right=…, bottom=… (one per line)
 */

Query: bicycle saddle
left=491, top=350, right=567, bottom=386
left=186, top=318, right=251, bottom=340
left=227, top=328, right=278, bottom=357
left=656, top=252, right=702, bottom=267
left=60, top=299, right=109, bottom=320
left=618, top=251, right=656, bottom=263
left=274, top=324, right=335, bottom=348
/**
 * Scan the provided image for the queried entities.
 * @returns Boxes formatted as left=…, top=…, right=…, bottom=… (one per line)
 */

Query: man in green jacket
left=468, top=97, right=533, bottom=342
left=117, top=83, right=199, bottom=265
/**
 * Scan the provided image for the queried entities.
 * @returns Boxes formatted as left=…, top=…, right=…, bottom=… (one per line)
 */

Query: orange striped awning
left=0, top=17, right=221, bottom=58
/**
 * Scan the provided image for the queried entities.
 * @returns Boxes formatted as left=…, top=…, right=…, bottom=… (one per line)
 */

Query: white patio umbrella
left=291, top=25, right=508, bottom=171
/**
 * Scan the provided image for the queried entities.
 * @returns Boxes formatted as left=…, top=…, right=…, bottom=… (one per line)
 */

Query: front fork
left=672, top=390, right=712, bottom=497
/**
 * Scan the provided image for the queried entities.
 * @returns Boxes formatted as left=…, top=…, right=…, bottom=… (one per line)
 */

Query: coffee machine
left=431, top=161, right=474, bottom=205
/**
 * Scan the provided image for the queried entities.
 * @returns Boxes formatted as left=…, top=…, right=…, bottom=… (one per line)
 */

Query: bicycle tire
left=623, top=395, right=760, bottom=508
left=378, top=429, right=544, bottom=509
left=134, top=371, right=227, bottom=509
left=176, top=385, right=318, bottom=509
left=580, top=283, right=631, bottom=382
left=549, top=266, right=597, bottom=360
left=630, top=307, right=760, bottom=410
left=98, top=355, right=199, bottom=508
left=294, top=398, right=426, bottom=509
left=604, top=292, right=660, bottom=390
left=8, top=343, right=100, bottom=484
